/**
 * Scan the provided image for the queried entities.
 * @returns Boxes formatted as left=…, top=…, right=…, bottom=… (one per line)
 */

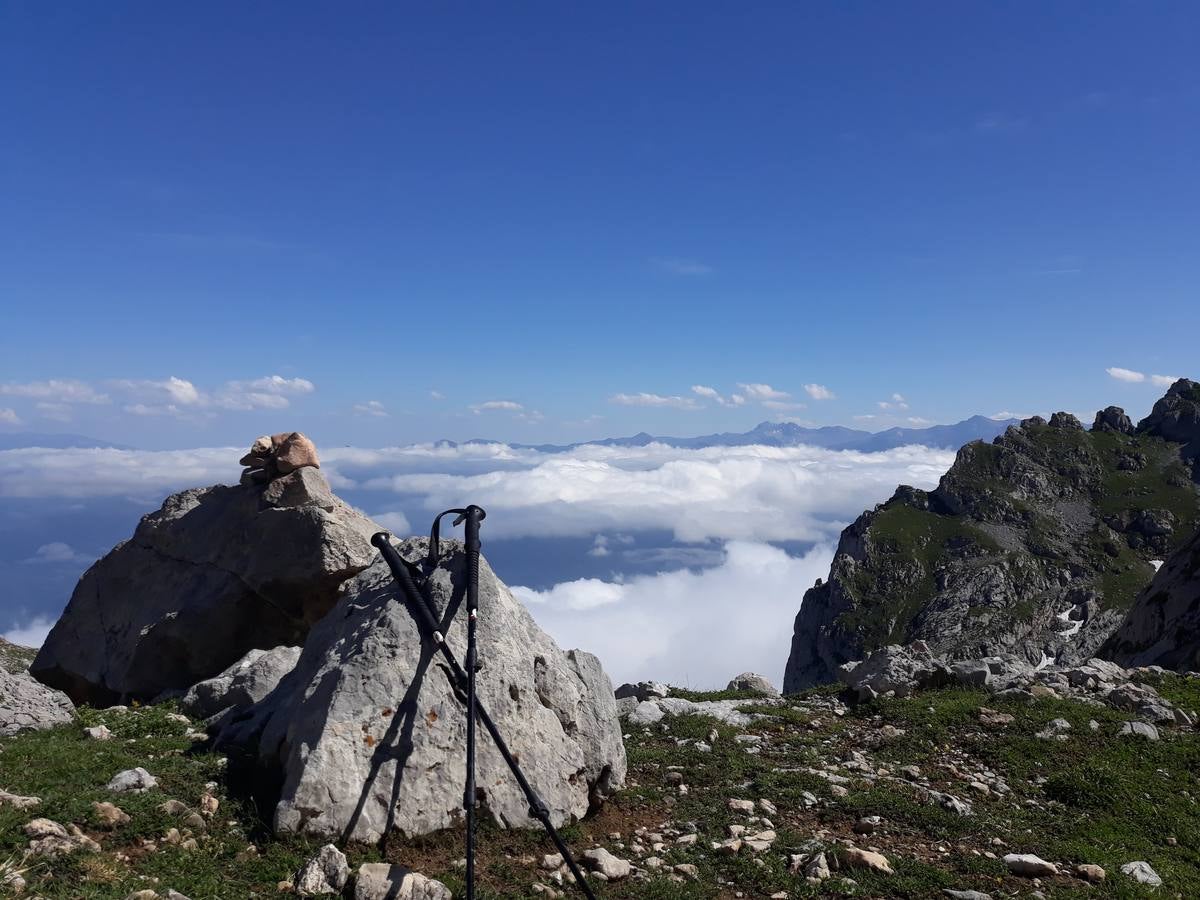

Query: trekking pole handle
left=458, top=505, right=485, bottom=613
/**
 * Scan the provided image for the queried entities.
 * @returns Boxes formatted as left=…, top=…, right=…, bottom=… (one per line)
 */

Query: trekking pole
left=370, top=528, right=598, bottom=900
left=428, top=506, right=485, bottom=900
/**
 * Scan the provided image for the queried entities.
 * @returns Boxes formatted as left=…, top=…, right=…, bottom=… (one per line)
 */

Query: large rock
left=838, top=643, right=953, bottom=702
left=32, top=465, right=378, bottom=705
left=726, top=672, right=780, bottom=696
left=0, top=669, right=75, bottom=736
left=180, top=646, right=301, bottom=722
left=222, top=537, right=626, bottom=842
left=784, top=383, right=1200, bottom=692
left=1102, top=525, right=1200, bottom=671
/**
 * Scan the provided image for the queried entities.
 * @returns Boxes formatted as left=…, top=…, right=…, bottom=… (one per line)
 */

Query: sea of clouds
left=0, top=441, right=957, bottom=687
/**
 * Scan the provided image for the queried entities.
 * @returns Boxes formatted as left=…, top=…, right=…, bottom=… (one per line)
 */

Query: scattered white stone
left=0, top=789, right=41, bottom=810
left=1120, top=721, right=1160, bottom=741
left=1003, top=853, right=1058, bottom=877
left=1035, top=718, right=1072, bottom=741
left=837, top=847, right=894, bottom=875
left=354, top=864, right=451, bottom=900
left=1120, top=861, right=1162, bottom=886
left=107, top=767, right=158, bottom=793
left=294, top=844, right=350, bottom=896
left=85, top=725, right=112, bottom=741
left=581, top=848, right=631, bottom=881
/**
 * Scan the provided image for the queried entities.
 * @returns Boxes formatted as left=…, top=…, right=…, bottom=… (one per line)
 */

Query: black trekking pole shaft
left=462, top=505, right=482, bottom=900
left=370, top=534, right=598, bottom=900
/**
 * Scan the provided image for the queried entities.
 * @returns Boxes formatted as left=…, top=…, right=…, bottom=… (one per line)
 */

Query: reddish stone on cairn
left=239, top=432, right=320, bottom=484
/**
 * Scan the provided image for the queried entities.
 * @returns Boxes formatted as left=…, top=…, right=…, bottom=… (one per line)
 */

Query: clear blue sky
left=1, top=2, right=1196, bottom=448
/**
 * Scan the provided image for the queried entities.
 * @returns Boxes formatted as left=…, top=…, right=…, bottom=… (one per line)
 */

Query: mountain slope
left=1101, top=524, right=1200, bottom=671
left=784, top=380, right=1200, bottom=692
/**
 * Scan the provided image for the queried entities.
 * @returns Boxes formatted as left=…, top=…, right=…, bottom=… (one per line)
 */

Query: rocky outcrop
left=180, top=646, right=301, bottom=723
left=785, top=383, right=1200, bottom=692
left=32, top=440, right=378, bottom=705
left=1093, top=406, right=1135, bottom=435
left=1137, top=378, right=1200, bottom=469
left=219, top=537, right=626, bottom=843
left=0, top=669, right=74, bottom=736
left=1102, top=525, right=1200, bottom=671
left=839, top=643, right=1193, bottom=726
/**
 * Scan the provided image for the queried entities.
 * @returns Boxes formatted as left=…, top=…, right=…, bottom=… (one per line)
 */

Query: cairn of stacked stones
left=239, top=432, right=321, bottom=485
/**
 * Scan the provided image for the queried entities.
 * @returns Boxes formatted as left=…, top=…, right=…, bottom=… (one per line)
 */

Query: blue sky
left=2, top=2, right=1197, bottom=448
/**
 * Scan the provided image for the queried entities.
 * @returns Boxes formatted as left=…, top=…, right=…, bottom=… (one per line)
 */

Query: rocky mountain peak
left=784, top=382, right=1200, bottom=693
left=1137, top=378, right=1200, bottom=470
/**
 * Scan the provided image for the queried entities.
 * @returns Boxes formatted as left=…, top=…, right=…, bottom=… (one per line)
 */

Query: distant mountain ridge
left=446, top=414, right=1020, bottom=454
left=0, top=432, right=132, bottom=451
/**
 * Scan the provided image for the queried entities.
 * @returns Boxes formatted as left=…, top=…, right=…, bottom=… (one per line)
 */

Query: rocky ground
left=2, top=666, right=1198, bottom=899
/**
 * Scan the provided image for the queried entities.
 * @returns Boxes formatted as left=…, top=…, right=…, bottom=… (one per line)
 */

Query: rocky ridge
left=785, top=380, right=1200, bottom=692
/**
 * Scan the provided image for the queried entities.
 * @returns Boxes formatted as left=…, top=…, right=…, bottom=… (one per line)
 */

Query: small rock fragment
left=294, top=844, right=350, bottom=896
left=107, top=767, right=158, bottom=793
left=837, top=847, right=894, bottom=875
left=1004, top=853, right=1058, bottom=877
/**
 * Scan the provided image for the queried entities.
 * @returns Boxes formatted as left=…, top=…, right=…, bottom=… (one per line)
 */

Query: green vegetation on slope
left=839, top=503, right=999, bottom=644
left=4, top=684, right=1198, bottom=897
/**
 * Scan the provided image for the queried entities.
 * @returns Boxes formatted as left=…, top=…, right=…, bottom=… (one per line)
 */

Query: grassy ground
left=0, top=640, right=37, bottom=675
left=1, top=682, right=1197, bottom=898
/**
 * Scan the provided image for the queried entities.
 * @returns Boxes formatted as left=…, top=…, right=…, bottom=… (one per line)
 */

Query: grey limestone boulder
left=354, top=864, right=450, bottom=900
left=32, top=466, right=378, bottom=705
left=726, top=672, right=780, bottom=696
left=223, top=537, right=626, bottom=842
left=0, top=669, right=75, bottom=737
left=839, top=643, right=953, bottom=701
left=181, top=646, right=301, bottom=722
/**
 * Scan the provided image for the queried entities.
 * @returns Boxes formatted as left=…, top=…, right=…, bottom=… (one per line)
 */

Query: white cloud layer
left=1107, top=367, right=1179, bottom=387
left=1, top=440, right=960, bottom=684
left=1107, top=367, right=1145, bottom=383
left=0, top=442, right=955, bottom=545
left=513, top=541, right=834, bottom=687
left=0, top=379, right=111, bottom=404
left=737, top=383, right=790, bottom=402
left=353, top=400, right=389, bottom=417
left=0, top=408, right=21, bottom=425
left=2, top=375, right=315, bottom=421
left=803, top=383, right=836, bottom=400
left=609, top=392, right=699, bottom=410
left=22, top=542, right=94, bottom=565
